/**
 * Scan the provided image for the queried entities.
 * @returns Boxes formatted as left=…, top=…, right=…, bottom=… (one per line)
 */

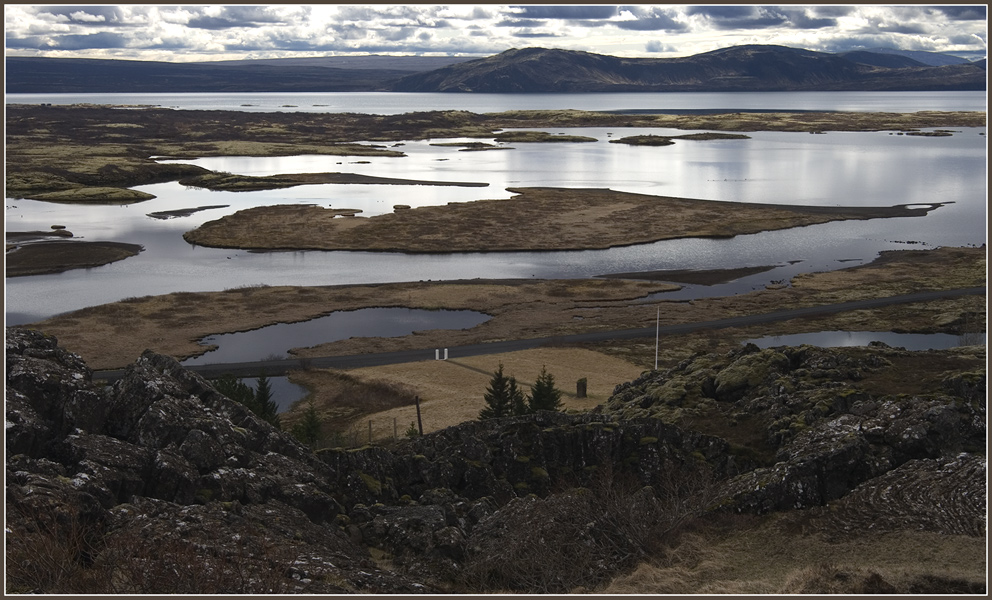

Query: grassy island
left=182, top=187, right=947, bottom=253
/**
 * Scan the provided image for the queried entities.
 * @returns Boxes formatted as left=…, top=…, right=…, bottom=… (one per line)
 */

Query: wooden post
left=576, top=377, right=587, bottom=398
left=393, top=417, right=398, bottom=441
left=415, top=395, right=423, bottom=435
left=368, top=419, right=373, bottom=444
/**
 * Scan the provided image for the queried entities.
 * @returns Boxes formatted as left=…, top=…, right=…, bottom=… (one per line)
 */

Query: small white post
left=435, top=349, right=440, bottom=360
left=443, top=348, right=448, bottom=360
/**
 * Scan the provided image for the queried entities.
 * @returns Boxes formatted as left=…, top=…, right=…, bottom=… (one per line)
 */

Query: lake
left=5, top=91, right=987, bottom=326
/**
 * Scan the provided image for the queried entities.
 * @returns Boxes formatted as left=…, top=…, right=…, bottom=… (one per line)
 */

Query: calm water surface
left=181, top=307, right=491, bottom=366
left=8, top=90, right=987, bottom=113
left=746, top=330, right=986, bottom=350
left=5, top=92, right=987, bottom=326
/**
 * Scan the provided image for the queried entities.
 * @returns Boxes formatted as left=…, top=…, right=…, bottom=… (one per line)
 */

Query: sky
left=4, top=4, right=988, bottom=63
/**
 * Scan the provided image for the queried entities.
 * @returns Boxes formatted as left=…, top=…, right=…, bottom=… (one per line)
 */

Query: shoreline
left=18, top=245, right=985, bottom=372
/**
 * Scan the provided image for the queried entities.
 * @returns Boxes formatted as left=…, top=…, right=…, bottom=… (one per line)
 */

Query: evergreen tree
left=479, top=362, right=512, bottom=419
left=291, top=398, right=322, bottom=449
left=528, top=365, right=564, bottom=412
left=509, top=376, right=529, bottom=416
left=213, top=373, right=255, bottom=406
left=253, top=372, right=281, bottom=429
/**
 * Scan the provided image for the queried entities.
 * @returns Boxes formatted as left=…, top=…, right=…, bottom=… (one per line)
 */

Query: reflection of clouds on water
left=746, top=331, right=986, bottom=351
left=5, top=93, right=986, bottom=325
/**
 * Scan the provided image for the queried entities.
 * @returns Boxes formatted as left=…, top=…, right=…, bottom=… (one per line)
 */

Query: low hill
left=4, top=55, right=472, bottom=93
left=391, top=45, right=986, bottom=92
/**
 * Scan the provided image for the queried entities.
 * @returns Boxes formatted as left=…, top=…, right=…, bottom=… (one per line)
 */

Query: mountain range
left=6, top=45, right=985, bottom=94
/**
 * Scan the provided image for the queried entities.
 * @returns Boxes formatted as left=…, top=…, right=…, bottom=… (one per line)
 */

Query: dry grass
left=183, top=187, right=938, bottom=253
left=594, top=513, right=987, bottom=594
left=287, top=347, right=646, bottom=441
left=26, top=246, right=984, bottom=374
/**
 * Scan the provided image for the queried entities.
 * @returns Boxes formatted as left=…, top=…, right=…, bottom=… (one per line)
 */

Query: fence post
left=415, top=395, right=423, bottom=435
left=369, top=419, right=373, bottom=444
left=393, top=417, right=398, bottom=441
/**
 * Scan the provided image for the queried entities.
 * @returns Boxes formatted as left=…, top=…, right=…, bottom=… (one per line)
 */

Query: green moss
left=194, top=488, right=214, bottom=503
left=514, top=481, right=530, bottom=490
left=357, top=471, right=382, bottom=495
left=514, top=454, right=531, bottom=463
left=639, top=436, right=659, bottom=445
left=530, top=466, right=549, bottom=479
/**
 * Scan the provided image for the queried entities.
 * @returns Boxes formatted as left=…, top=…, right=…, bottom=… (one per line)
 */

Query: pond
left=181, top=307, right=492, bottom=366
left=745, top=330, right=986, bottom=351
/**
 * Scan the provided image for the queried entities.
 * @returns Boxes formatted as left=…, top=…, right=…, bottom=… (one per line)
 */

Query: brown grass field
left=182, top=186, right=944, bottom=253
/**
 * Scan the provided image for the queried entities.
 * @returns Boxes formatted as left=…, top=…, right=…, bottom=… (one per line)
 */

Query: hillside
left=6, top=45, right=985, bottom=93
left=3, top=55, right=471, bottom=93
left=391, top=45, right=986, bottom=92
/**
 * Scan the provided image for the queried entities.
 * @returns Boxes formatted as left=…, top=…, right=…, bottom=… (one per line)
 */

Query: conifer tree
left=528, top=365, right=564, bottom=412
left=213, top=373, right=255, bottom=406
left=291, top=398, right=322, bottom=448
left=253, top=372, right=281, bottom=429
left=509, top=376, right=529, bottom=416
left=479, top=362, right=512, bottom=419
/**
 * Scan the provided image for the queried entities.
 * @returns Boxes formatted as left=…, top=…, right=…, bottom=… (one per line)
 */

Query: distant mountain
left=837, top=51, right=927, bottom=69
left=855, top=47, right=972, bottom=67
left=4, top=55, right=474, bottom=93
left=391, top=45, right=986, bottom=93
left=5, top=45, right=985, bottom=94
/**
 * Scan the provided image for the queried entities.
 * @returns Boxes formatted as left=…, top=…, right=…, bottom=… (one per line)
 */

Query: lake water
left=8, top=90, right=987, bottom=114
left=5, top=91, right=987, bottom=327
left=746, top=330, right=986, bottom=351
left=181, top=307, right=491, bottom=366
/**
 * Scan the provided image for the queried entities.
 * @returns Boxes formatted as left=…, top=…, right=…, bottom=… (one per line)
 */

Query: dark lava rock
left=5, top=327, right=986, bottom=594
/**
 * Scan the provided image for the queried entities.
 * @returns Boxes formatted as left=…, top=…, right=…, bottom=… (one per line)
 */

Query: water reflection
left=745, top=330, right=986, bottom=351
left=181, top=307, right=491, bottom=366
left=5, top=125, right=986, bottom=324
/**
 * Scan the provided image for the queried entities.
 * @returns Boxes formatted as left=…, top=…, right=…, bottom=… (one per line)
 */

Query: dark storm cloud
left=512, top=31, right=563, bottom=38
left=513, top=6, right=618, bottom=20
left=688, top=6, right=839, bottom=31
left=810, top=6, right=854, bottom=18
left=5, top=35, right=46, bottom=49
left=686, top=6, right=754, bottom=20
left=874, top=23, right=929, bottom=35
left=496, top=19, right=546, bottom=28
left=187, top=16, right=248, bottom=30
left=614, top=6, right=686, bottom=32
left=45, top=31, right=130, bottom=50
left=687, top=6, right=787, bottom=30
left=187, top=6, right=289, bottom=30
left=617, top=16, right=685, bottom=32
left=933, top=6, right=987, bottom=20
left=782, top=9, right=837, bottom=30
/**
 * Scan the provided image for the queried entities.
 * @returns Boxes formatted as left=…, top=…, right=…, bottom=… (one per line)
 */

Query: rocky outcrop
left=602, top=342, right=986, bottom=518
left=5, top=328, right=986, bottom=593
left=5, top=328, right=430, bottom=593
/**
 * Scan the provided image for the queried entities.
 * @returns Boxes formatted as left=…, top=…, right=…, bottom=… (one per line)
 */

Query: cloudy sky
left=4, top=4, right=987, bottom=62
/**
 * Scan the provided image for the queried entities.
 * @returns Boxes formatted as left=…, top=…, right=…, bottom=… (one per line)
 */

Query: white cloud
left=3, top=4, right=986, bottom=62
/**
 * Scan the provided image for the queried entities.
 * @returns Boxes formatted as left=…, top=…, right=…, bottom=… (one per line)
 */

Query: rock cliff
left=5, top=327, right=985, bottom=593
